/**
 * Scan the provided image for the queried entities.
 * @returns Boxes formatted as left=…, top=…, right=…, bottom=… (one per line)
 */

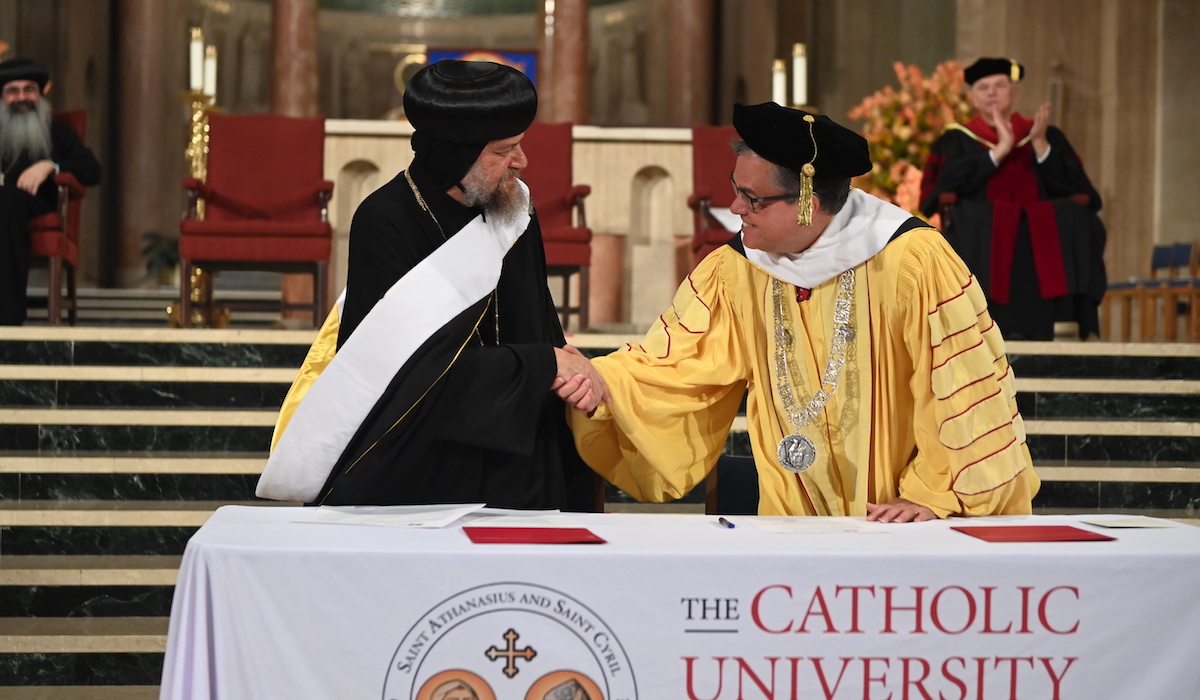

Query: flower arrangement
left=847, top=60, right=971, bottom=215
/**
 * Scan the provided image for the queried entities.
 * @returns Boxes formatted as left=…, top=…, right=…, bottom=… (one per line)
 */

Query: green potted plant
left=141, top=231, right=180, bottom=287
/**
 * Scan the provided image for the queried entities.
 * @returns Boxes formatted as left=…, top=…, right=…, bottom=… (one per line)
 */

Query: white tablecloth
left=160, top=507, right=1200, bottom=700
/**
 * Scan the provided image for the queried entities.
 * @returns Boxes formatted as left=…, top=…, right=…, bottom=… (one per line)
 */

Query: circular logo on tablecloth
left=383, top=582, right=637, bottom=700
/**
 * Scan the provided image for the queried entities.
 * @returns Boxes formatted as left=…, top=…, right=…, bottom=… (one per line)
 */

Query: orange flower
left=848, top=60, right=967, bottom=213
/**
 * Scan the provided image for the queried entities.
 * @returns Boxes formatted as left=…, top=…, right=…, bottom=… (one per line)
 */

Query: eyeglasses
left=729, top=173, right=797, bottom=213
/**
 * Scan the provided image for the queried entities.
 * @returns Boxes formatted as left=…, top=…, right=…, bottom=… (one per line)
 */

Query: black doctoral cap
left=732, top=102, right=872, bottom=226
left=964, top=58, right=1024, bottom=86
left=0, top=58, right=51, bottom=90
left=403, top=60, right=538, bottom=191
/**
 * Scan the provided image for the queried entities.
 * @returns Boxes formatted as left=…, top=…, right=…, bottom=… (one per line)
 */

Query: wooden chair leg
left=1191, top=289, right=1200, bottom=342
left=1119, top=295, right=1133, bottom=342
left=66, top=263, right=77, bottom=326
left=1099, top=294, right=1111, bottom=340
left=1164, top=291, right=1179, bottom=342
left=560, top=273, right=571, bottom=330
left=1139, top=291, right=1156, bottom=341
left=203, top=268, right=215, bottom=328
left=47, top=256, right=62, bottom=326
left=579, top=265, right=590, bottom=332
left=314, top=261, right=329, bottom=328
left=179, top=259, right=194, bottom=328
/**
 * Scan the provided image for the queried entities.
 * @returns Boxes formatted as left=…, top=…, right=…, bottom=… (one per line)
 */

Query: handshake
left=551, top=345, right=611, bottom=414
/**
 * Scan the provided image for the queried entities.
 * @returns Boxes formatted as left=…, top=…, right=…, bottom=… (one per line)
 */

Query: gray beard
left=461, top=167, right=530, bottom=229
left=0, top=97, right=53, bottom=166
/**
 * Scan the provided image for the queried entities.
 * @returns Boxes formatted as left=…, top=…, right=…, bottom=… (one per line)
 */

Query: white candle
left=772, top=59, right=786, bottom=106
left=203, top=45, right=218, bottom=99
left=792, top=43, right=807, bottom=107
left=189, top=27, right=204, bottom=91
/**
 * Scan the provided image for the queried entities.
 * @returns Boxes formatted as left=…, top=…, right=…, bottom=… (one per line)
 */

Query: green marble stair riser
left=0, top=654, right=164, bottom=686
left=0, top=473, right=262, bottom=501
left=0, top=381, right=290, bottom=409
left=0, top=425, right=273, bottom=452
left=1008, top=354, right=1200, bottom=379
left=0, top=527, right=198, bottom=557
left=0, top=586, right=173, bottom=617
left=0, top=341, right=308, bottom=368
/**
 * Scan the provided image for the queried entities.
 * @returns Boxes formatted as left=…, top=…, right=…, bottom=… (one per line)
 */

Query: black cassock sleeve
left=919, top=131, right=996, bottom=217
left=1034, top=126, right=1102, bottom=211
left=49, top=121, right=101, bottom=185
left=435, top=343, right=557, bottom=456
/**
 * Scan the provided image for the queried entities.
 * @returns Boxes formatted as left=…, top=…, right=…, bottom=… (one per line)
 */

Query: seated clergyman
left=563, top=102, right=1039, bottom=522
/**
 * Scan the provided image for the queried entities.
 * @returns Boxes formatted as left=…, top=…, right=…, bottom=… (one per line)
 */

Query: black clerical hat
left=404, top=60, right=537, bottom=144
left=0, top=58, right=51, bottom=90
left=733, top=103, right=872, bottom=179
left=964, top=58, right=1024, bottom=85
left=733, top=102, right=871, bottom=225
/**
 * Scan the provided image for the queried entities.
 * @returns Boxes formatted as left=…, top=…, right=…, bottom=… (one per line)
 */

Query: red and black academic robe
left=919, top=114, right=1106, bottom=340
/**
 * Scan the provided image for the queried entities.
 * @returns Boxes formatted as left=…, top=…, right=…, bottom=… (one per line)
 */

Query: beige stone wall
left=1157, top=0, right=1200, bottom=247
left=324, top=122, right=693, bottom=332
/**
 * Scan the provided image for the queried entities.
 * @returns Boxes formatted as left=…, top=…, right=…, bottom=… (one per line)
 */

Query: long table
left=160, top=507, right=1200, bottom=700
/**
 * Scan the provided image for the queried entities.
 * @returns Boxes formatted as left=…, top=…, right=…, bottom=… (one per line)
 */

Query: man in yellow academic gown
left=565, top=103, right=1039, bottom=521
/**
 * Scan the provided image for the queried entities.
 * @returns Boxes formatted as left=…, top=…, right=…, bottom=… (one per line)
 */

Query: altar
left=159, top=506, right=1200, bottom=699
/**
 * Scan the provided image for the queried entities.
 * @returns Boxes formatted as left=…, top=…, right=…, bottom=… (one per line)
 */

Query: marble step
left=3, top=370, right=1198, bottom=419
left=0, top=408, right=276, bottom=453
left=0, top=328, right=313, bottom=368
left=0, top=618, right=167, bottom=687
left=0, top=502, right=278, bottom=557
left=0, top=455, right=265, bottom=501
left=2, top=686, right=159, bottom=699
left=0, top=617, right=167, bottom=654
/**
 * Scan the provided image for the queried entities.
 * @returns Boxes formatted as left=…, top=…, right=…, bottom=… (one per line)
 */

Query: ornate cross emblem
left=485, top=628, right=537, bottom=678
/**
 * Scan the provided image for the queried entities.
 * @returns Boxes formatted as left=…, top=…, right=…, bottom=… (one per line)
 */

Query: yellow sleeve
left=269, top=304, right=341, bottom=453
left=569, top=252, right=749, bottom=503
left=895, top=232, right=1039, bottom=516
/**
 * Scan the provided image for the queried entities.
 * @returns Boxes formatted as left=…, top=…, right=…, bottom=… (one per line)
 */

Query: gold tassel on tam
left=797, top=163, right=815, bottom=226
left=797, top=114, right=818, bottom=227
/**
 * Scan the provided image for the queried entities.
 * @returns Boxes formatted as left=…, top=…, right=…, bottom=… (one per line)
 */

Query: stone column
left=538, top=0, right=589, bottom=124
left=272, top=0, right=319, bottom=117
left=115, top=0, right=180, bottom=286
left=667, top=0, right=714, bottom=126
left=271, top=0, right=320, bottom=319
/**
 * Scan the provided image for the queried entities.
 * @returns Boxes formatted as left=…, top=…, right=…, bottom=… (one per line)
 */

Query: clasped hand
left=551, top=345, right=610, bottom=414
left=16, top=159, right=55, bottom=195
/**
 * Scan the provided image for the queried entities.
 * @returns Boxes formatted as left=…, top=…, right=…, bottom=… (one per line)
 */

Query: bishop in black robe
left=261, top=60, right=597, bottom=511
left=317, top=161, right=595, bottom=510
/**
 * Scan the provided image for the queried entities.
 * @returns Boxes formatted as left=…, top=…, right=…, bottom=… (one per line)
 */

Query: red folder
left=463, top=527, right=607, bottom=545
left=952, top=525, right=1115, bottom=543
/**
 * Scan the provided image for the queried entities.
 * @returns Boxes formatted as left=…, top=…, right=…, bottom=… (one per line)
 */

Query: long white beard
left=461, top=167, right=531, bottom=229
left=0, top=97, right=53, bottom=166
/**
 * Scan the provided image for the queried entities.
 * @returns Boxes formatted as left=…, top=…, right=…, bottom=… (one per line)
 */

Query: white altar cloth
left=160, top=507, right=1200, bottom=700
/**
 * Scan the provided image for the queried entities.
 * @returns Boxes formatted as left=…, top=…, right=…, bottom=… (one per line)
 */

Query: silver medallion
left=777, top=433, right=816, bottom=473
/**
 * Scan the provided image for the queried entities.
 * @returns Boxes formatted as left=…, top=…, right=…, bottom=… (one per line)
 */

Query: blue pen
left=718, top=517, right=735, bottom=529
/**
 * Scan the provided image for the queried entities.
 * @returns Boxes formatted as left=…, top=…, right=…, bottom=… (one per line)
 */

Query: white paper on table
left=459, top=509, right=581, bottom=529
left=745, top=516, right=887, bottom=534
left=1079, top=516, right=1177, bottom=529
left=708, top=207, right=743, bottom=233
left=293, top=503, right=487, bottom=529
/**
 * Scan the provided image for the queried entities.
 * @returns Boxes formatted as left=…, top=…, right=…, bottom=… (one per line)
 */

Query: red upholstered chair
left=520, top=121, right=592, bottom=331
left=27, top=110, right=89, bottom=325
left=179, top=113, right=333, bottom=327
left=688, top=124, right=739, bottom=268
